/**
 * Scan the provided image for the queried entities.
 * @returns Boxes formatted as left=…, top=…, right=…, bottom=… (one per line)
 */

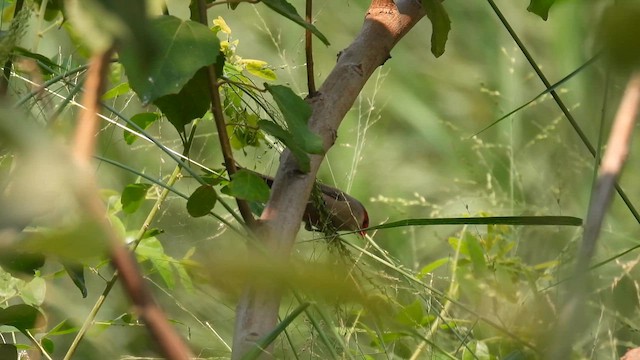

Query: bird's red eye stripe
left=359, top=211, right=370, bottom=236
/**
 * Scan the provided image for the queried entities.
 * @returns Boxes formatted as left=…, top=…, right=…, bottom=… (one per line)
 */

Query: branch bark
left=232, top=0, right=426, bottom=358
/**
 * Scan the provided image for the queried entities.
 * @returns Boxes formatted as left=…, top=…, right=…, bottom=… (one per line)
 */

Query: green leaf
left=527, top=0, right=557, bottom=21
left=102, top=82, right=130, bottom=100
left=422, top=0, right=451, bottom=57
left=240, top=59, right=277, bottom=81
left=258, top=120, right=311, bottom=172
left=120, top=15, right=220, bottom=104
left=41, top=337, right=54, bottom=355
left=123, top=112, right=159, bottom=145
left=418, top=258, right=449, bottom=278
left=121, top=183, right=152, bottom=214
left=66, top=0, right=155, bottom=56
left=396, top=299, right=425, bottom=327
left=20, top=276, right=46, bottom=306
left=261, top=0, right=329, bottom=46
left=263, top=84, right=324, bottom=171
left=62, top=262, right=87, bottom=298
left=365, top=216, right=582, bottom=232
left=0, top=250, right=45, bottom=276
left=20, top=220, right=109, bottom=261
left=186, top=185, right=217, bottom=217
left=463, top=233, right=487, bottom=276
left=0, top=304, right=41, bottom=331
left=0, top=344, right=17, bottom=360
left=47, top=320, right=79, bottom=336
left=154, top=66, right=211, bottom=134
left=136, top=237, right=174, bottom=289
left=223, top=169, right=270, bottom=202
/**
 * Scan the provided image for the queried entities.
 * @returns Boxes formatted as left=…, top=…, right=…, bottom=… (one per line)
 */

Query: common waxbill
left=243, top=169, right=369, bottom=236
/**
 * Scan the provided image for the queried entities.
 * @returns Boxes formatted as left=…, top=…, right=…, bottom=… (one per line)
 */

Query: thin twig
left=548, top=72, right=640, bottom=359
left=197, top=0, right=256, bottom=229
left=71, top=49, right=193, bottom=360
left=485, top=0, right=640, bottom=225
left=305, top=0, right=316, bottom=96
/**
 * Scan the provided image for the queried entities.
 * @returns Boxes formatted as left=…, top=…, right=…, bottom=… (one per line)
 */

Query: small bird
left=244, top=169, right=369, bottom=236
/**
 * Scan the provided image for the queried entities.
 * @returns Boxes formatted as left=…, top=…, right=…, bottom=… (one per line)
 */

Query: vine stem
left=63, top=162, right=184, bottom=360
left=196, top=0, right=256, bottom=229
left=70, top=49, right=193, bottom=360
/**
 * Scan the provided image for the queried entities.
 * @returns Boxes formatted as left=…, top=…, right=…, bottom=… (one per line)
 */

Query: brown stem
left=305, top=0, right=316, bottom=96
left=73, top=50, right=193, bottom=360
left=197, top=0, right=257, bottom=229
left=231, top=0, right=425, bottom=358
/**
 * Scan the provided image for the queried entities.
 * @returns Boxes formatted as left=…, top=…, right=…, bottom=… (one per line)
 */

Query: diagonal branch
left=232, top=0, right=426, bottom=358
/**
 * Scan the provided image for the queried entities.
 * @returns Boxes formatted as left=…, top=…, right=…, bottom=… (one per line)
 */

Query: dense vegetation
left=1, top=0, right=639, bottom=359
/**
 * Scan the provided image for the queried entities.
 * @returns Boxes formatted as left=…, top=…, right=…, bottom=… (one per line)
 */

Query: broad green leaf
left=463, top=233, right=487, bottom=276
left=187, top=185, right=217, bottom=217
left=154, top=66, right=211, bottom=134
left=240, top=59, right=277, bottom=81
left=124, top=112, right=160, bottom=145
left=66, top=0, right=155, bottom=56
left=20, top=221, right=109, bottom=261
left=20, top=276, right=46, bottom=306
left=422, top=0, right=451, bottom=57
left=0, top=304, right=41, bottom=331
left=222, top=169, right=270, bottom=202
left=136, top=237, right=174, bottom=289
left=120, top=15, right=220, bottom=104
left=258, top=120, right=311, bottom=172
left=121, top=183, right=152, bottom=214
left=0, top=250, right=45, bottom=276
left=264, top=84, right=324, bottom=171
left=527, top=0, right=557, bottom=21
left=261, top=0, right=329, bottom=46
left=396, top=299, right=425, bottom=327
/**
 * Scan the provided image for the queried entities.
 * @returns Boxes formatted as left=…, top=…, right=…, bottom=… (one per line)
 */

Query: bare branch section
left=232, top=0, right=426, bottom=358
left=73, top=51, right=193, bottom=360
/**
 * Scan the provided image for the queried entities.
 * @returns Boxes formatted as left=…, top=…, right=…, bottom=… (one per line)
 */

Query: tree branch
left=232, top=0, right=426, bottom=358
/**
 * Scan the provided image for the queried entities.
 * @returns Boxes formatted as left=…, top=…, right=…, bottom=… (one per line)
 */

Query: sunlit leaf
left=222, top=169, right=270, bottom=202
left=240, top=59, right=277, bottom=81
left=102, top=82, right=130, bottom=100
left=186, top=185, right=217, bottom=218
left=418, top=258, right=449, bottom=278
left=20, top=276, right=46, bottom=306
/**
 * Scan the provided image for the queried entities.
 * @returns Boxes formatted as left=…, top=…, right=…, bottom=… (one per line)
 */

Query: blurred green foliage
left=0, top=0, right=639, bottom=359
